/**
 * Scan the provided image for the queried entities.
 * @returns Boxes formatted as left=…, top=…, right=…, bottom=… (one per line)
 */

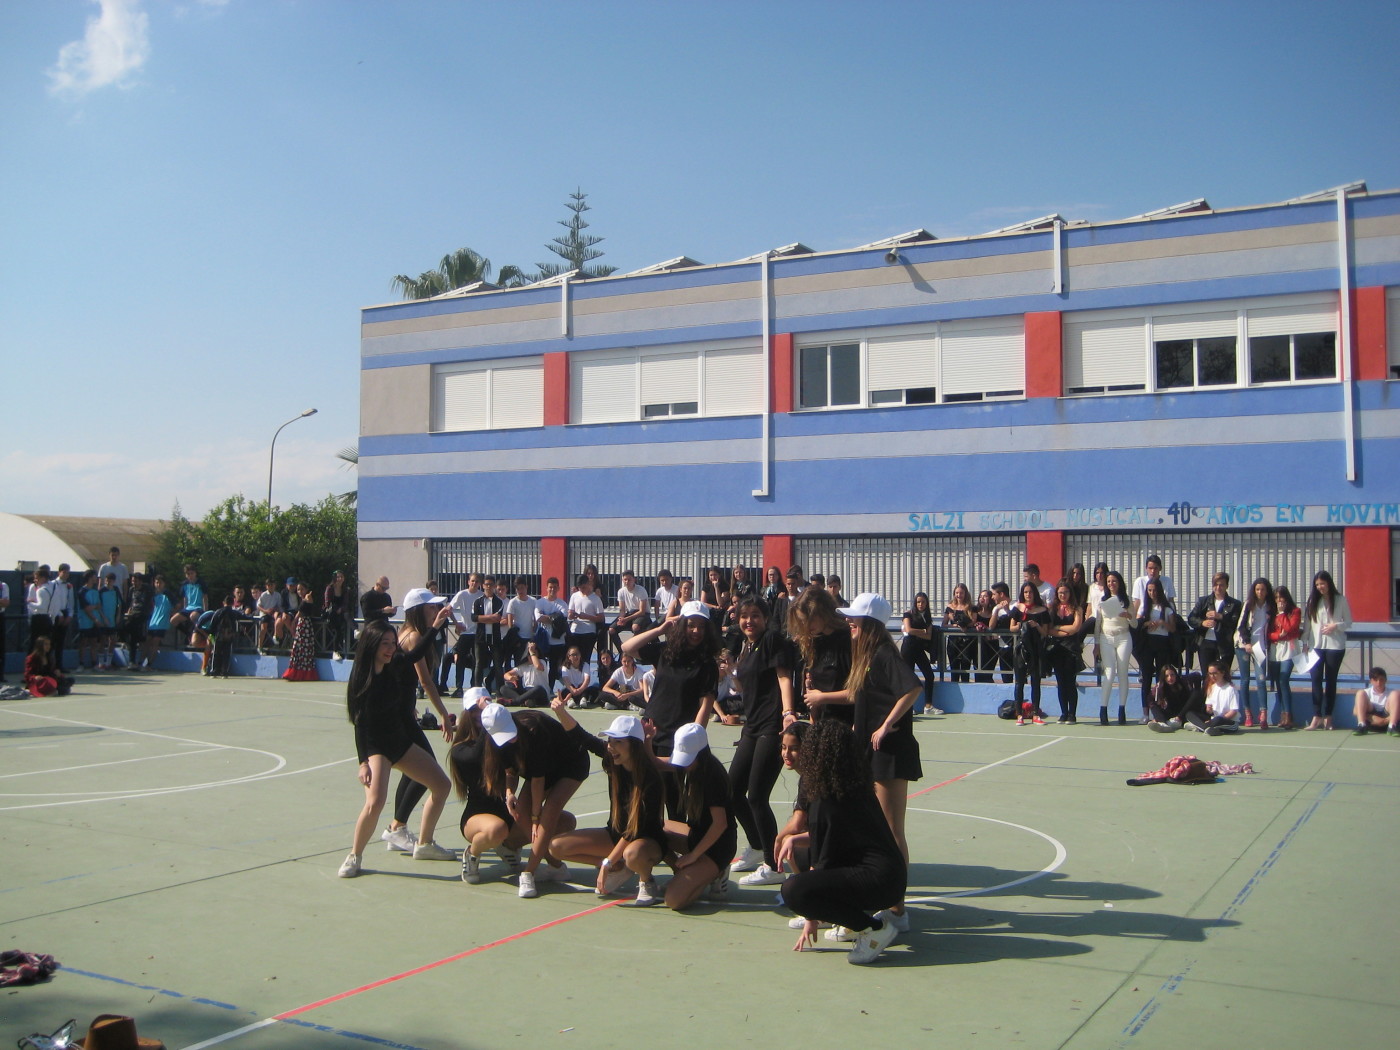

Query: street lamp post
left=267, top=408, right=318, bottom=518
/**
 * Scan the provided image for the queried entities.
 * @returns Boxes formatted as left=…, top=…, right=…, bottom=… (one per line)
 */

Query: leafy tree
left=153, top=495, right=358, bottom=601
left=391, top=247, right=528, bottom=300
left=536, top=189, right=617, bottom=279
left=336, top=444, right=358, bottom=508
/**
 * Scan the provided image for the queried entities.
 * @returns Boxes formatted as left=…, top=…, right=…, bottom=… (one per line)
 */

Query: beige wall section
left=357, top=539, right=429, bottom=611
left=361, top=364, right=430, bottom=438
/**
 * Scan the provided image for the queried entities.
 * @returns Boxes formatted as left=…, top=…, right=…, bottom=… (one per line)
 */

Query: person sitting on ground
left=714, top=649, right=743, bottom=724
left=1199, top=661, right=1241, bottom=735
left=555, top=645, right=597, bottom=708
left=24, top=636, right=73, bottom=697
left=1147, top=664, right=1206, bottom=731
left=601, top=651, right=648, bottom=712
left=1353, top=667, right=1400, bottom=737
left=499, top=640, right=551, bottom=707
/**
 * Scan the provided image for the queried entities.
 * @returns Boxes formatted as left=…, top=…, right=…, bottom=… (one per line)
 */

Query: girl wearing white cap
left=662, top=722, right=737, bottom=909
left=727, top=598, right=798, bottom=886
left=548, top=705, right=669, bottom=907
left=781, top=718, right=906, bottom=965
left=839, top=591, right=921, bottom=929
left=622, top=601, right=719, bottom=755
left=507, top=707, right=590, bottom=898
left=449, top=696, right=532, bottom=884
left=339, top=600, right=457, bottom=878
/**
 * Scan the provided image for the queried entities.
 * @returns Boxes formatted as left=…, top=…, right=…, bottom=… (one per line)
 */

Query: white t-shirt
left=1132, top=573, right=1176, bottom=610
left=515, top=660, right=550, bottom=690
left=1364, top=684, right=1391, bottom=712
left=617, top=584, right=650, bottom=616
left=567, top=591, right=603, bottom=634
left=256, top=591, right=280, bottom=616
left=653, top=584, right=679, bottom=616
left=100, top=562, right=130, bottom=595
left=506, top=596, right=538, bottom=634
left=450, top=588, right=481, bottom=627
left=1206, top=683, right=1240, bottom=720
left=607, top=667, right=645, bottom=693
left=535, top=597, right=568, bottom=643
left=558, top=665, right=589, bottom=691
left=1036, top=582, right=1056, bottom=608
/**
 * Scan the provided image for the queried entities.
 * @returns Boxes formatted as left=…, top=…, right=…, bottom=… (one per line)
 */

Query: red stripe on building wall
left=771, top=333, right=794, bottom=414
left=1025, top=531, right=1064, bottom=587
left=763, top=535, right=794, bottom=576
left=1024, top=311, right=1062, bottom=399
left=541, top=537, right=567, bottom=590
left=1352, top=287, right=1388, bottom=382
left=543, top=352, right=569, bottom=426
left=1343, top=527, right=1391, bottom=622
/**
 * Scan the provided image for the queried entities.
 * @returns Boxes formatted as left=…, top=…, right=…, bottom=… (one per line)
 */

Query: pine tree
left=536, top=189, right=616, bottom=279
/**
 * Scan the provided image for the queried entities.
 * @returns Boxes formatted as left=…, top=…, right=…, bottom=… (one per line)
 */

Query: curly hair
left=786, top=586, right=843, bottom=667
left=797, top=718, right=870, bottom=803
left=663, top=611, right=718, bottom=666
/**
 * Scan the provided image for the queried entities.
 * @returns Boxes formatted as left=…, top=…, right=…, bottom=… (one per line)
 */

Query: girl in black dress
left=779, top=718, right=906, bottom=965
left=1010, top=582, right=1051, bottom=725
left=549, top=709, right=670, bottom=907
left=622, top=601, right=719, bottom=754
left=509, top=705, right=591, bottom=898
left=449, top=700, right=531, bottom=884
left=900, top=592, right=938, bottom=709
left=340, top=610, right=456, bottom=878
left=662, top=722, right=737, bottom=909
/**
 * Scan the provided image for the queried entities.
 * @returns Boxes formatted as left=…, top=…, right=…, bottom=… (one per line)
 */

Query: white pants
left=1100, top=632, right=1133, bottom=707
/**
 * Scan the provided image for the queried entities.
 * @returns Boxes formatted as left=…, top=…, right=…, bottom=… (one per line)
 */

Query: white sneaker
left=382, top=826, right=418, bottom=852
left=824, top=925, right=856, bottom=942
left=730, top=846, right=763, bottom=872
left=517, top=871, right=538, bottom=898
left=787, top=916, right=832, bottom=930
left=625, top=878, right=660, bottom=907
left=705, top=872, right=730, bottom=901
left=332, top=651, right=344, bottom=662
left=597, top=866, right=632, bottom=897
left=847, top=920, right=900, bottom=964
left=536, top=861, right=570, bottom=883
left=337, top=853, right=361, bottom=878
left=412, top=840, right=456, bottom=861
left=461, top=852, right=481, bottom=884
left=739, top=863, right=785, bottom=886
left=875, top=908, right=910, bottom=933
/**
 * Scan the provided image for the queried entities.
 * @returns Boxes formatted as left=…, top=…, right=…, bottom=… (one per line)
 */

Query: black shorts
left=460, top=797, right=514, bottom=835
left=606, top=824, right=669, bottom=858
left=545, top=747, right=591, bottom=790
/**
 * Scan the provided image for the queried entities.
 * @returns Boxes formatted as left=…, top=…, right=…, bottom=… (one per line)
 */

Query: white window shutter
left=1064, top=317, right=1147, bottom=390
left=1246, top=298, right=1337, bottom=338
left=574, top=353, right=638, bottom=424
left=640, top=352, right=699, bottom=406
left=437, top=367, right=489, bottom=431
left=868, top=334, right=938, bottom=393
left=1152, top=310, right=1238, bottom=341
left=702, top=346, right=764, bottom=415
left=941, top=322, right=1024, bottom=396
left=490, top=363, right=544, bottom=428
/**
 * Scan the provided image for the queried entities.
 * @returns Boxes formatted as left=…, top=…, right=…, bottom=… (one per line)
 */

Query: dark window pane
left=1294, top=332, right=1336, bottom=379
left=1197, top=337, right=1236, bottom=386
left=799, top=346, right=828, bottom=407
left=870, top=389, right=902, bottom=405
left=829, top=343, right=861, bottom=406
left=906, top=386, right=938, bottom=404
left=1155, top=340, right=1194, bottom=389
left=642, top=403, right=670, bottom=418
left=1250, top=335, right=1291, bottom=383
left=671, top=401, right=698, bottom=415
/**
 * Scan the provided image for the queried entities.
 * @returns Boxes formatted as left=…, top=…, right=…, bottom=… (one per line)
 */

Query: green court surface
left=2, top=674, right=1398, bottom=1049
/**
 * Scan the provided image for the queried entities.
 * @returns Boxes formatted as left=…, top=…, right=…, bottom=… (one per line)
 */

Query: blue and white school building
left=358, top=184, right=1400, bottom=669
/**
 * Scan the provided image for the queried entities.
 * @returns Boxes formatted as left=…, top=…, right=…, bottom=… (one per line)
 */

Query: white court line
left=909, top=723, right=1355, bottom=750
left=0, top=747, right=224, bottom=781
left=179, top=1019, right=278, bottom=1050
left=905, top=809, right=1069, bottom=902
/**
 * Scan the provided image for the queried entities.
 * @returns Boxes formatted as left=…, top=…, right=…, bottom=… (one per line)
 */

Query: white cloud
left=48, top=0, right=151, bottom=98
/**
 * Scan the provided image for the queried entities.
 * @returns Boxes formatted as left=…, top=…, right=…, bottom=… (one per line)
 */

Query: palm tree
left=336, top=445, right=358, bottom=508
left=391, top=247, right=529, bottom=300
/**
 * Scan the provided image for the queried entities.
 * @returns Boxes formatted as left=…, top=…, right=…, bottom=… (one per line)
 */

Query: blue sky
left=3, top=0, right=1398, bottom=520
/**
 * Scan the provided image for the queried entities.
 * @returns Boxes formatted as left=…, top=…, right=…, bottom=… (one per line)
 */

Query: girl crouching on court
left=661, top=722, right=737, bottom=910
left=340, top=611, right=457, bottom=878
left=449, top=695, right=531, bottom=884
left=779, top=718, right=906, bottom=965
left=548, top=707, right=670, bottom=907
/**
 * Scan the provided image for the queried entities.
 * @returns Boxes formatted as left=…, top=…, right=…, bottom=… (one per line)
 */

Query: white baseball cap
left=403, top=587, right=447, bottom=610
left=678, top=600, right=709, bottom=620
left=480, top=702, right=517, bottom=746
left=669, top=722, right=709, bottom=768
left=838, top=592, right=892, bottom=623
left=600, top=714, right=645, bottom=741
left=462, top=686, right=491, bottom=709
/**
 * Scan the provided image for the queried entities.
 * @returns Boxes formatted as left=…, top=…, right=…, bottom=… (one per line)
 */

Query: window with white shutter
left=702, top=346, right=764, bottom=415
left=1063, top=317, right=1148, bottom=394
left=572, top=353, right=638, bottom=424
left=433, top=358, right=542, bottom=432
left=640, top=352, right=700, bottom=418
left=941, top=322, right=1024, bottom=402
left=868, top=335, right=938, bottom=405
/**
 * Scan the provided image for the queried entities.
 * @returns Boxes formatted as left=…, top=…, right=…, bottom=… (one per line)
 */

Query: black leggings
left=729, top=731, right=783, bottom=866
left=901, top=638, right=935, bottom=708
left=781, top=866, right=903, bottom=932
left=392, top=729, right=434, bottom=825
left=1310, top=648, right=1345, bottom=717
left=1138, top=634, right=1174, bottom=710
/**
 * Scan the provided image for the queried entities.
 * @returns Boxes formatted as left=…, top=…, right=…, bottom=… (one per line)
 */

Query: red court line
left=275, top=898, right=622, bottom=1020
left=909, top=773, right=968, bottom=798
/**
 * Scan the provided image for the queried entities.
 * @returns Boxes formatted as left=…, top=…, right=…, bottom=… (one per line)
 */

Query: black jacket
left=1186, top=593, right=1242, bottom=646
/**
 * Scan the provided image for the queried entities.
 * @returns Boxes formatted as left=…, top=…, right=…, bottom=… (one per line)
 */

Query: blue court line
left=1121, top=782, right=1334, bottom=1040
left=67, top=967, right=434, bottom=1050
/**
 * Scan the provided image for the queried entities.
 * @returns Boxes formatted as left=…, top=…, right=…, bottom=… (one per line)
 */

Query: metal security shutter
left=640, top=351, right=699, bottom=407
left=1066, top=530, right=1344, bottom=606
left=435, top=366, right=489, bottom=432
left=568, top=537, right=763, bottom=607
left=1246, top=297, right=1337, bottom=338
left=430, top=539, right=542, bottom=597
left=702, top=346, right=764, bottom=415
left=795, top=534, right=1024, bottom=614
left=868, top=334, right=938, bottom=395
left=1151, top=310, right=1239, bottom=340
left=1064, top=316, right=1148, bottom=392
left=573, top=352, right=637, bottom=424
left=490, top=361, right=544, bottom=428
left=941, top=321, right=1024, bottom=398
